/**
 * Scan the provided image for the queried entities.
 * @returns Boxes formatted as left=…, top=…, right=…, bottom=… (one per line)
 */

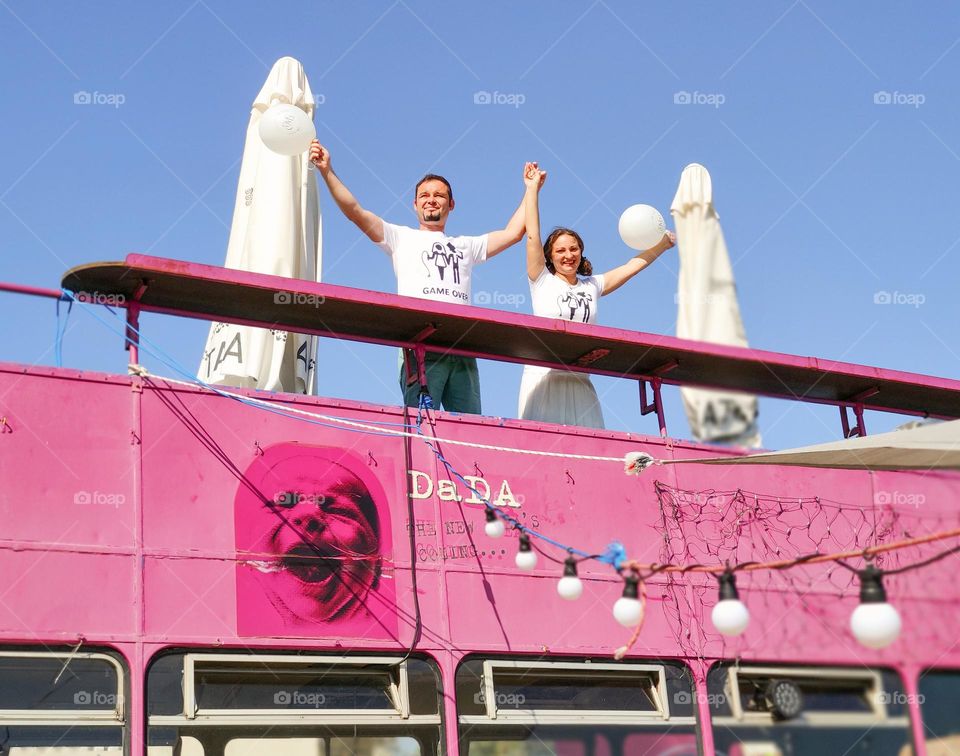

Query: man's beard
left=423, top=210, right=441, bottom=222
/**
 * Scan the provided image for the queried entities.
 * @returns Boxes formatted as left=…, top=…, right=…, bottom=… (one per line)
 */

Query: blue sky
left=1, top=1, right=958, bottom=450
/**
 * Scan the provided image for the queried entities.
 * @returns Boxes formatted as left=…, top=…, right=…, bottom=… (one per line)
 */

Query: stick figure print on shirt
left=557, top=290, right=593, bottom=323
left=421, top=241, right=464, bottom=284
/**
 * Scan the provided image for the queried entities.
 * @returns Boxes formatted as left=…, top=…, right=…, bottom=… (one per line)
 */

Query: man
left=310, top=140, right=524, bottom=413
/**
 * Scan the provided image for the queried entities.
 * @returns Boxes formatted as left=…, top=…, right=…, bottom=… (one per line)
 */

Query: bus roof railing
left=41, top=253, right=960, bottom=431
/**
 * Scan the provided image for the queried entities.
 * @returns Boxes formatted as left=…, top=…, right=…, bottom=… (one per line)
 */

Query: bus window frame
left=917, top=666, right=960, bottom=744
left=458, top=659, right=696, bottom=728
left=147, top=652, right=442, bottom=728
left=0, top=649, right=125, bottom=726
left=713, top=664, right=909, bottom=729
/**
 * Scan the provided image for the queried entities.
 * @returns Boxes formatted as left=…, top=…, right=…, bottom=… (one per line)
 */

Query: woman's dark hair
left=543, top=227, right=592, bottom=276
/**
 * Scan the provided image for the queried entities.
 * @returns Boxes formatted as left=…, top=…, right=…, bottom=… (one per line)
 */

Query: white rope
left=143, top=370, right=628, bottom=464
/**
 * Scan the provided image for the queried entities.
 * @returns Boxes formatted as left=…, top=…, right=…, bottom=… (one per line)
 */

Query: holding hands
left=523, top=161, right=547, bottom=191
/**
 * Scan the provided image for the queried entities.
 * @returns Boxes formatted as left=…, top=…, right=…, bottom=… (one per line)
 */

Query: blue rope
left=410, top=394, right=607, bottom=563
left=54, top=294, right=73, bottom=367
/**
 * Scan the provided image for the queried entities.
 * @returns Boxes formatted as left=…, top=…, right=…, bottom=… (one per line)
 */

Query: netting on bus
left=652, top=481, right=960, bottom=657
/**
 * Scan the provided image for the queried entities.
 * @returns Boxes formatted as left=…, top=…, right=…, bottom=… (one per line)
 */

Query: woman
left=518, top=161, right=676, bottom=428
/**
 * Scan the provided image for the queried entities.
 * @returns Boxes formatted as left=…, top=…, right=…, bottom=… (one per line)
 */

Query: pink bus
left=0, top=255, right=958, bottom=755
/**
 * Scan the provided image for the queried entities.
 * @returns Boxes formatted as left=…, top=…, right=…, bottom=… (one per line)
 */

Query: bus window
left=456, top=657, right=699, bottom=756
left=146, top=652, right=442, bottom=756
left=918, top=669, right=960, bottom=753
left=223, top=738, right=325, bottom=755
left=0, top=650, right=125, bottom=754
left=708, top=664, right=913, bottom=756
left=328, top=736, right=421, bottom=754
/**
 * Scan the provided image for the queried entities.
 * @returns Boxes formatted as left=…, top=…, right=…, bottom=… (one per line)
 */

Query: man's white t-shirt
left=376, top=222, right=488, bottom=306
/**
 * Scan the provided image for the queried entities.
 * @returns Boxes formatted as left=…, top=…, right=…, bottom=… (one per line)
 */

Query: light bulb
left=557, top=556, right=583, bottom=600
left=613, top=574, right=643, bottom=627
left=850, top=565, right=901, bottom=649
left=711, top=571, right=749, bottom=637
left=515, top=533, right=538, bottom=571
left=484, top=508, right=505, bottom=539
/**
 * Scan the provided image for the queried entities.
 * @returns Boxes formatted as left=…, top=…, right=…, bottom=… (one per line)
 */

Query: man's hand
left=309, top=139, right=330, bottom=175
left=662, top=230, right=676, bottom=249
left=523, top=161, right=546, bottom=190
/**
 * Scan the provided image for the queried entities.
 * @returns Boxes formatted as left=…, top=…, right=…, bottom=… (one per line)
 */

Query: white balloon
left=618, top=204, right=666, bottom=250
left=259, top=104, right=316, bottom=156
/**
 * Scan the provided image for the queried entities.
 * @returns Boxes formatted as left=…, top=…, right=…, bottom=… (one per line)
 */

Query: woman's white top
left=529, top=267, right=604, bottom=324
left=518, top=268, right=606, bottom=428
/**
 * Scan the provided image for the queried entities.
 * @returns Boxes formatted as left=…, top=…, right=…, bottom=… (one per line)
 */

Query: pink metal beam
left=0, top=281, right=65, bottom=299
left=39, top=253, right=960, bottom=419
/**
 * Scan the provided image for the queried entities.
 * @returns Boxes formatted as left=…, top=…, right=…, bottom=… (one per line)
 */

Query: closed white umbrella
left=627, top=419, right=960, bottom=471
left=198, top=56, right=321, bottom=394
left=672, top=163, right=760, bottom=447
left=680, top=419, right=960, bottom=470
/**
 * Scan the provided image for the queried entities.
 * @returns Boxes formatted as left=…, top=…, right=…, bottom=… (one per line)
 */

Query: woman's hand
left=523, top=161, right=546, bottom=190
left=646, top=230, right=676, bottom=252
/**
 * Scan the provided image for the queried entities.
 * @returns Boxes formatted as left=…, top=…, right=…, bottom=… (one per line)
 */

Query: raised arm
left=485, top=184, right=527, bottom=258
left=600, top=231, right=677, bottom=295
left=309, top=140, right=384, bottom=243
left=522, top=162, right=547, bottom=280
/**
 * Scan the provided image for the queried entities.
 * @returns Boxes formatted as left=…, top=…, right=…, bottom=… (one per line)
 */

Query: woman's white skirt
left=518, top=366, right=605, bottom=429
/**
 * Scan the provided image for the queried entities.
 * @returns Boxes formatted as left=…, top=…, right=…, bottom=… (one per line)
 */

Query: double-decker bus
left=0, top=254, right=958, bottom=755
